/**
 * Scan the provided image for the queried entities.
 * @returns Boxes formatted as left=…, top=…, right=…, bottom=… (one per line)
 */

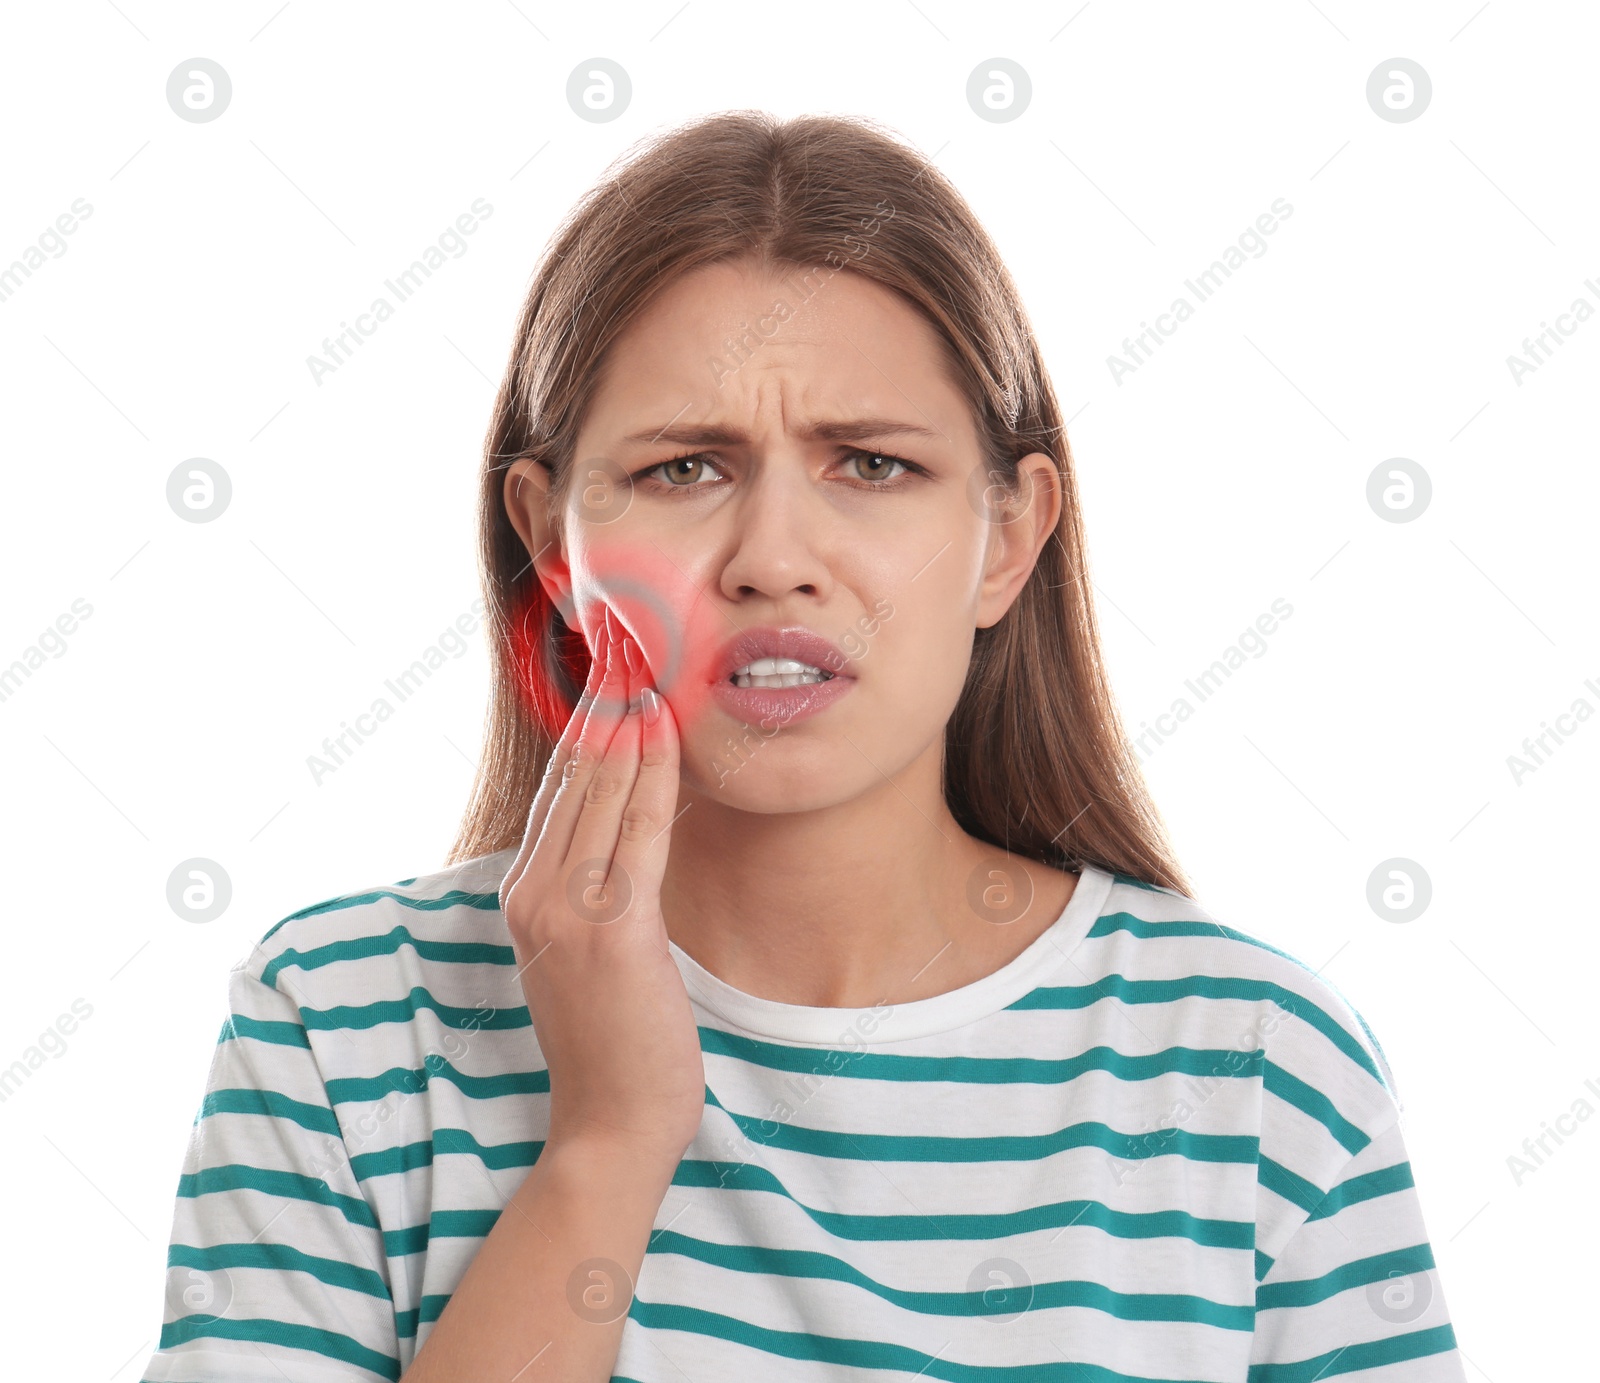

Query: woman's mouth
left=711, top=668, right=854, bottom=726
left=708, top=625, right=857, bottom=727
left=727, top=657, right=836, bottom=689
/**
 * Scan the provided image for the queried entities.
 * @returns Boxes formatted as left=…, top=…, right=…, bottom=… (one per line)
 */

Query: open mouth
left=728, top=657, right=837, bottom=690
left=711, top=645, right=856, bottom=727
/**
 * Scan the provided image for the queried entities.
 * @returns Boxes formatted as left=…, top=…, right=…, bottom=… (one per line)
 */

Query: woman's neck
left=657, top=778, right=1077, bottom=1010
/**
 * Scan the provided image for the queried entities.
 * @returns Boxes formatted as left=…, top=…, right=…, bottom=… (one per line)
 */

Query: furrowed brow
left=622, top=417, right=944, bottom=447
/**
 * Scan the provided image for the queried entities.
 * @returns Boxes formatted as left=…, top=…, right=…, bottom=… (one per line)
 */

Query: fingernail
left=641, top=686, right=661, bottom=725
left=623, top=635, right=641, bottom=674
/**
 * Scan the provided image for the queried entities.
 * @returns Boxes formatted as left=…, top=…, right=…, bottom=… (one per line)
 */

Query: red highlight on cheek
left=502, top=543, right=722, bottom=734
left=503, top=581, right=586, bottom=732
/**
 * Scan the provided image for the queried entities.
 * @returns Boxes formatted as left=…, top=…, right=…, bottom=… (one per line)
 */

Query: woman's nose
left=715, top=467, right=836, bottom=603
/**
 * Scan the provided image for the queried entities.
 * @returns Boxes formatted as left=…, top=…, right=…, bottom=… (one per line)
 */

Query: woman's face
left=506, top=256, right=1059, bottom=814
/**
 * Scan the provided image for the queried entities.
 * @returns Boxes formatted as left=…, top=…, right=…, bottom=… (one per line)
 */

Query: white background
left=1, top=1, right=1592, bottom=1377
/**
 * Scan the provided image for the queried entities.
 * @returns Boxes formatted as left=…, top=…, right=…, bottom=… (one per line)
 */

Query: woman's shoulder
left=1090, top=866, right=1400, bottom=1108
left=237, top=846, right=521, bottom=998
left=1091, top=868, right=1413, bottom=1250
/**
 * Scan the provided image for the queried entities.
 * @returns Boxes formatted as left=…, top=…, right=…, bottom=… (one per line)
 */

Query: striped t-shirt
left=141, top=848, right=1467, bottom=1382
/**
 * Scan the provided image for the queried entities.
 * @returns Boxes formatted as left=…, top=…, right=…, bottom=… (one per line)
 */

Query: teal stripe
left=1084, top=913, right=1394, bottom=1091
left=646, top=1226, right=1253, bottom=1329
left=325, top=1057, right=547, bottom=1106
left=1258, top=1155, right=1324, bottom=1213
left=700, top=1026, right=1264, bottom=1086
left=1308, top=1160, right=1414, bottom=1220
left=351, top=1135, right=435, bottom=1182
left=1257, top=1244, right=1435, bottom=1309
left=382, top=1207, right=501, bottom=1260
left=628, top=1298, right=1217, bottom=1381
left=262, top=887, right=501, bottom=945
left=158, top=1312, right=400, bottom=1380
left=223, top=1011, right=311, bottom=1050
left=672, top=1156, right=1255, bottom=1249
left=166, top=1240, right=390, bottom=1301
left=178, top=1164, right=378, bottom=1231
left=1090, top=912, right=1226, bottom=942
left=1247, top=1323, right=1459, bottom=1382
left=1259, top=1156, right=1418, bottom=1280
left=398, top=1292, right=453, bottom=1337
left=348, top=1128, right=542, bottom=1183
left=1263, top=1061, right=1370, bottom=1155
left=262, top=925, right=512, bottom=987
left=298, top=987, right=529, bottom=1034
left=195, top=1086, right=341, bottom=1138
left=1088, top=914, right=1345, bottom=997
left=707, top=1083, right=1258, bottom=1165
left=1010, top=974, right=1382, bottom=1084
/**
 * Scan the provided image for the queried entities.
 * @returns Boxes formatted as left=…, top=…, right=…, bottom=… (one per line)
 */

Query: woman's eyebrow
left=621, top=417, right=945, bottom=447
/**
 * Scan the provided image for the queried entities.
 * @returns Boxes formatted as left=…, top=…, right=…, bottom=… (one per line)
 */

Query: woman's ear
left=503, top=458, right=576, bottom=626
left=975, top=453, right=1064, bottom=630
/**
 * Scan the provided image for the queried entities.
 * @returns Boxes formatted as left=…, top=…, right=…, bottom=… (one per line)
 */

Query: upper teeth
left=732, top=657, right=828, bottom=678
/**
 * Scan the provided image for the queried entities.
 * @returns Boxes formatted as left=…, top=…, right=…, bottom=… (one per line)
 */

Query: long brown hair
left=447, top=109, right=1192, bottom=898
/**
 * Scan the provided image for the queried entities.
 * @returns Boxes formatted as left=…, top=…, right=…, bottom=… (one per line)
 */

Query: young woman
left=141, top=111, right=1467, bottom=1383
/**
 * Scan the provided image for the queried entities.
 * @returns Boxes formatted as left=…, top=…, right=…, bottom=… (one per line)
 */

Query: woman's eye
left=654, top=455, right=717, bottom=487
left=848, top=451, right=908, bottom=483
left=641, top=449, right=916, bottom=491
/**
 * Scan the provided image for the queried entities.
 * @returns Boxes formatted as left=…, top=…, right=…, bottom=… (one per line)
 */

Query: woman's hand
left=499, top=605, right=704, bottom=1166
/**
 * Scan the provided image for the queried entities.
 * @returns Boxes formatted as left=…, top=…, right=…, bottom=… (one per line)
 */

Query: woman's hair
left=447, top=108, right=1192, bottom=898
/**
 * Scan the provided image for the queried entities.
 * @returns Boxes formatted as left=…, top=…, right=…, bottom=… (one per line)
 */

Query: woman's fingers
left=501, top=607, right=610, bottom=902
left=534, top=606, right=634, bottom=873
left=563, top=623, right=649, bottom=901
left=610, top=668, right=680, bottom=942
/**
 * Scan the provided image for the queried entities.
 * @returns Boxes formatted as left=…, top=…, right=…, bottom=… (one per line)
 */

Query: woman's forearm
left=400, top=1138, right=679, bottom=1382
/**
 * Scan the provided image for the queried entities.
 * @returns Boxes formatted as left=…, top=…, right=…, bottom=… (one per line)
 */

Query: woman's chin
left=681, top=737, right=858, bottom=813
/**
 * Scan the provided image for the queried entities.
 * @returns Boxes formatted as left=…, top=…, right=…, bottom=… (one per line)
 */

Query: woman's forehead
left=582, top=268, right=971, bottom=449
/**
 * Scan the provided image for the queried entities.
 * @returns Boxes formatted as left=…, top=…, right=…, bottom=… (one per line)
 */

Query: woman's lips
left=712, top=624, right=853, bottom=684
left=709, top=669, right=856, bottom=728
left=705, top=624, right=858, bottom=728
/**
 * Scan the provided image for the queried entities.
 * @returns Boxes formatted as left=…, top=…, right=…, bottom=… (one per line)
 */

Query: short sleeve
left=1249, top=1117, right=1467, bottom=1382
left=140, top=952, right=402, bottom=1383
